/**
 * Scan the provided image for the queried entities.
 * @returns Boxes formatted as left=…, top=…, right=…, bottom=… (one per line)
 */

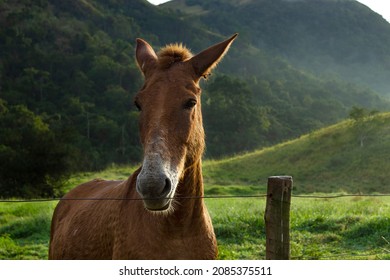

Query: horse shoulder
left=49, top=179, right=126, bottom=259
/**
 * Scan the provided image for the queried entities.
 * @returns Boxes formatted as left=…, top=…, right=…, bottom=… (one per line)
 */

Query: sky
left=356, top=0, right=390, bottom=22
left=146, top=0, right=390, bottom=23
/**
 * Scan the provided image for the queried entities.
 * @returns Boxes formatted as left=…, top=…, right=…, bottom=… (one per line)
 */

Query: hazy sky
left=146, top=0, right=390, bottom=23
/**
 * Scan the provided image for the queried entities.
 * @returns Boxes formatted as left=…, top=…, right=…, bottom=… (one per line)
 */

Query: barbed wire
left=0, top=193, right=389, bottom=203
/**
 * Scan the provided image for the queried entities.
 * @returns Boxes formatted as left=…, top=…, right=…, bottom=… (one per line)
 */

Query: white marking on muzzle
left=136, top=136, right=180, bottom=210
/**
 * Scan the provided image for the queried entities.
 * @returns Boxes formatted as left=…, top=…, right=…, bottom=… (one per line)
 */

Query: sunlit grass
left=0, top=202, right=56, bottom=260
left=206, top=196, right=390, bottom=260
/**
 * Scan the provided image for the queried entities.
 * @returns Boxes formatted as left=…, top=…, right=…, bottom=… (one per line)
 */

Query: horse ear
left=189, top=33, right=238, bottom=79
left=136, top=38, right=158, bottom=76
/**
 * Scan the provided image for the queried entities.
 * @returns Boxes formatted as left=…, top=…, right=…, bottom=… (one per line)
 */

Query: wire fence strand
left=0, top=193, right=390, bottom=203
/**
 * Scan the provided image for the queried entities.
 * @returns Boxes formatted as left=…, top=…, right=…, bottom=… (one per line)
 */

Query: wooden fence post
left=264, top=176, right=293, bottom=260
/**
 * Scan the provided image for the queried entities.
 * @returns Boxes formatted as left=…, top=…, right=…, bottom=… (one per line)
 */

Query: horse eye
left=134, top=100, right=142, bottom=111
left=184, top=99, right=197, bottom=110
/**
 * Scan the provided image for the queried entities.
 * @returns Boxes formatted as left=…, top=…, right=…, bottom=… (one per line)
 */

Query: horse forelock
left=157, top=43, right=193, bottom=69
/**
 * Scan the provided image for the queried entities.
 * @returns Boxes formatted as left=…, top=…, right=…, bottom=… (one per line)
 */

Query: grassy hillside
left=203, top=112, right=390, bottom=194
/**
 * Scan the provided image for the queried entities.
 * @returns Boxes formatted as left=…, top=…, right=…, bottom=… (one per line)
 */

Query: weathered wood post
left=264, top=176, right=293, bottom=260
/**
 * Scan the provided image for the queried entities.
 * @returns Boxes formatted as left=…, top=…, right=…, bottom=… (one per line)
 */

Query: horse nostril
left=162, top=178, right=172, bottom=197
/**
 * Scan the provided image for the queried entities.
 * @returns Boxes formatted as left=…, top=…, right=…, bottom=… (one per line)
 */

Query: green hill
left=203, top=112, right=390, bottom=194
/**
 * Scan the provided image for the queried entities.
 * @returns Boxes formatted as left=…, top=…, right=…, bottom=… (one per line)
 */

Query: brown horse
left=49, top=34, right=238, bottom=260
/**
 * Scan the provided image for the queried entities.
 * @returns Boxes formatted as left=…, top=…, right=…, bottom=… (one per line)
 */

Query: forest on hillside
left=164, top=0, right=390, bottom=95
left=1, top=0, right=389, bottom=197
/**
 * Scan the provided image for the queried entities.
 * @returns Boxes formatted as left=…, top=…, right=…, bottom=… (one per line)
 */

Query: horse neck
left=166, top=158, right=205, bottom=223
left=178, top=158, right=205, bottom=203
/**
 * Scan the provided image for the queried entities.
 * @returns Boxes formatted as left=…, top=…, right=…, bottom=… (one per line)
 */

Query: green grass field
left=0, top=195, right=389, bottom=260
left=1, top=113, right=389, bottom=260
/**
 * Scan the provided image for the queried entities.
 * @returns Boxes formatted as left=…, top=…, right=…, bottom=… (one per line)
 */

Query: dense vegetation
left=1, top=0, right=390, bottom=197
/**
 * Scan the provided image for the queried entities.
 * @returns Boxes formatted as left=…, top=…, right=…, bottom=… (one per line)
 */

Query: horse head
left=134, top=34, right=238, bottom=211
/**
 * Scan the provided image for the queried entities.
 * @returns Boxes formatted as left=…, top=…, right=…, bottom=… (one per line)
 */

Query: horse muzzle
left=136, top=171, right=174, bottom=211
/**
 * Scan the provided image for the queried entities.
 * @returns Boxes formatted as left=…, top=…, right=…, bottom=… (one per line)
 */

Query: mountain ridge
left=162, top=0, right=390, bottom=96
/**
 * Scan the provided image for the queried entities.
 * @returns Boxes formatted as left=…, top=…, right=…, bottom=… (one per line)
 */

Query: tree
left=0, top=102, right=71, bottom=198
left=349, top=106, right=367, bottom=122
left=348, top=106, right=379, bottom=148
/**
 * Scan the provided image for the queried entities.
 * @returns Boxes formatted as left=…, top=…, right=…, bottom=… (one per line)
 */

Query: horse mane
left=158, top=43, right=193, bottom=69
